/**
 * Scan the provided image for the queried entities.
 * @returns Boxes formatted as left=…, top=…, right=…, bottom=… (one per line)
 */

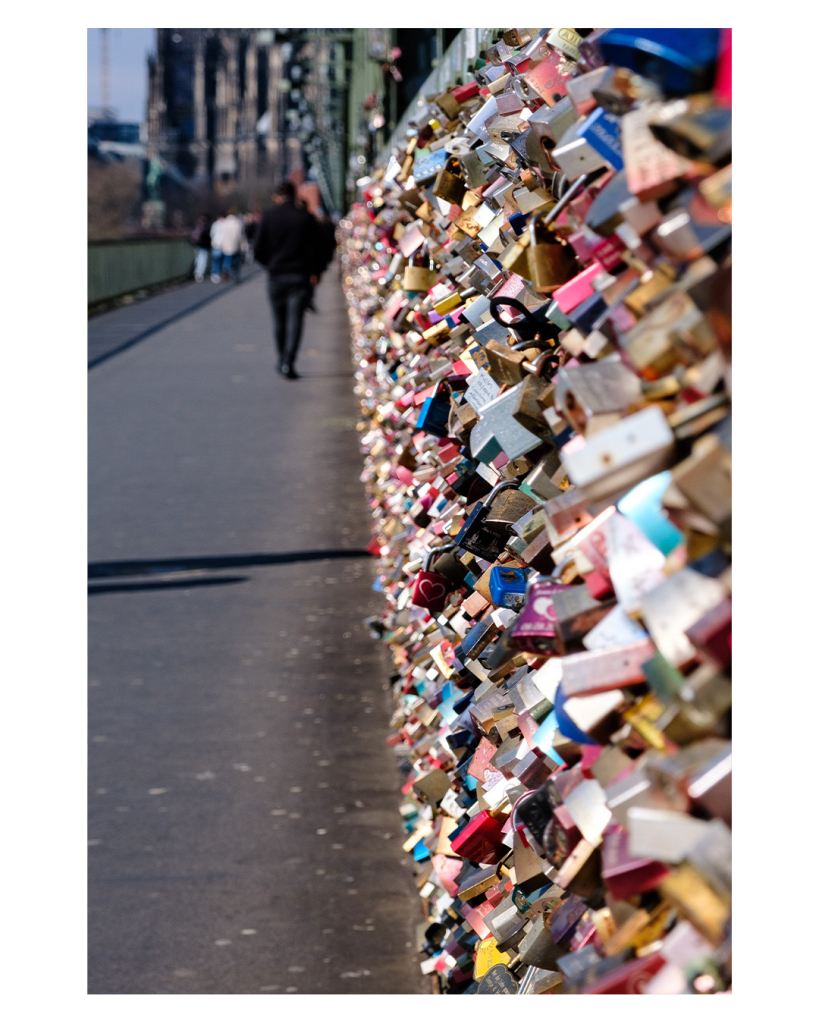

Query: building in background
left=144, top=28, right=455, bottom=219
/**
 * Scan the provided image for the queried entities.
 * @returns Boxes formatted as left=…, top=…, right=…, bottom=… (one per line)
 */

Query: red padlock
left=411, top=542, right=458, bottom=613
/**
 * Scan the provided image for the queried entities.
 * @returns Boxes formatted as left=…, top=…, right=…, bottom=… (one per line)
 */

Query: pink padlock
left=552, top=261, right=604, bottom=314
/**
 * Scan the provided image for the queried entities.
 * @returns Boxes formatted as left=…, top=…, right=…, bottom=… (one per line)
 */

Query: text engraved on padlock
left=477, top=963, right=519, bottom=993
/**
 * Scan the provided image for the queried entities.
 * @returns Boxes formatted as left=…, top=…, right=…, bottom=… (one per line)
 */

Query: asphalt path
left=88, top=269, right=429, bottom=994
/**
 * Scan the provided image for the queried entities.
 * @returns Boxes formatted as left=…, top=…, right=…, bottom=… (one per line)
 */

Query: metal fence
left=376, top=28, right=503, bottom=165
left=88, top=237, right=194, bottom=306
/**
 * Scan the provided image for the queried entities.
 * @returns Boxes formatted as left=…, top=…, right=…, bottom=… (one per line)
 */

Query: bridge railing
left=88, top=236, right=194, bottom=307
left=376, top=28, right=503, bottom=166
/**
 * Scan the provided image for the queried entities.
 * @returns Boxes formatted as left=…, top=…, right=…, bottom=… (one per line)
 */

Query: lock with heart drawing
left=411, top=542, right=459, bottom=613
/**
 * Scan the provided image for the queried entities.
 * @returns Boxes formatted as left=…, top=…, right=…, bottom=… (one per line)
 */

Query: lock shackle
left=490, top=296, right=548, bottom=331
left=522, top=348, right=561, bottom=378
left=510, top=788, right=546, bottom=847
left=511, top=336, right=558, bottom=352
left=490, top=296, right=562, bottom=344
left=550, top=556, right=573, bottom=581
left=532, top=172, right=589, bottom=230
left=512, top=76, right=536, bottom=102
left=423, top=541, right=458, bottom=572
left=484, top=478, right=520, bottom=510
left=517, top=965, right=537, bottom=996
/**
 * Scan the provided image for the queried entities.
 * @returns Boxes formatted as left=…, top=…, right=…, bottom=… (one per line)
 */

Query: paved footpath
left=88, top=269, right=429, bottom=994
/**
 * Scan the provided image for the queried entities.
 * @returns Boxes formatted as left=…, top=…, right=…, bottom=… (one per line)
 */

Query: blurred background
left=87, top=28, right=461, bottom=239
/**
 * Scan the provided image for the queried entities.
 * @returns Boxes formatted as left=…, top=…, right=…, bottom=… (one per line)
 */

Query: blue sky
left=87, top=28, right=155, bottom=121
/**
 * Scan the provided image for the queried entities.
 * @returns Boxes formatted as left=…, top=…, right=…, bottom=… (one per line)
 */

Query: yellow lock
left=474, top=936, right=511, bottom=980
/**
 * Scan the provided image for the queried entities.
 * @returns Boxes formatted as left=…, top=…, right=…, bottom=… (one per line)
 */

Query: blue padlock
left=488, top=565, right=529, bottom=609
left=597, top=28, right=721, bottom=97
left=416, top=390, right=451, bottom=438
left=577, top=107, right=624, bottom=171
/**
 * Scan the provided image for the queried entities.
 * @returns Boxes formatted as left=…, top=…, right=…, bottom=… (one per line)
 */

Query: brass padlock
left=402, top=251, right=437, bottom=292
left=432, top=155, right=467, bottom=207
left=485, top=339, right=526, bottom=385
left=526, top=210, right=579, bottom=294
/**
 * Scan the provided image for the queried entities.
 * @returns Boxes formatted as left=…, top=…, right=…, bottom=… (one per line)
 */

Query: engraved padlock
left=511, top=566, right=575, bottom=654
left=455, top=479, right=537, bottom=561
left=411, top=542, right=459, bottom=613
left=402, top=250, right=437, bottom=292
left=432, top=155, right=467, bottom=207
left=526, top=209, right=580, bottom=295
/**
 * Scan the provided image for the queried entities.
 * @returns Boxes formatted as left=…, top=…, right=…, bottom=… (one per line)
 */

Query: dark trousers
left=266, top=273, right=312, bottom=369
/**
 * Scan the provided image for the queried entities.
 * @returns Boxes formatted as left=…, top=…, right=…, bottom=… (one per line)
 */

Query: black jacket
left=318, top=220, right=337, bottom=273
left=190, top=220, right=211, bottom=249
left=253, top=201, right=321, bottom=278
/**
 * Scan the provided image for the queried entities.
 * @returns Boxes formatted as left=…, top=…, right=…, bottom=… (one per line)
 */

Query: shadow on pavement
left=299, top=370, right=355, bottom=380
left=89, top=575, right=249, bottom=595
left=88, top=548, right=372, bottom=578
left=88, top=269, right=264, bottom=370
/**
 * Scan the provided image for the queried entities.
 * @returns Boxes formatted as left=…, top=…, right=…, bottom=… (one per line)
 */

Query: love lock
left=455, top=479, right=537, bottom=561
left=411, top=542, right=459, bottom=613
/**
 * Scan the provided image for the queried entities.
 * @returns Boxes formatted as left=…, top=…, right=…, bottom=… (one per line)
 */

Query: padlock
left=526, top=208, right=580, bottom=294
left=416, top=385, right=452, bottom=439
left=512, top=46, right=571, bottom=107
left=596, top=28, right=722, bottom=97
left=455, top=480, right=537, bottom=561
left=483, top=339, right=526, bottom=385
left=502, top=28, right=536, bottom=49
left=338, top=24, right=733, bottom=996
left=411, top=548, right=457, bottom=615
left=402, top=250, right=437, bottom=292
left=545, top=28, right=584, bottom=64
left=488, top=565, right=529, bottom=609
left=449, top=809, right=508, bottom=865
left=524, top=97, right=579, bottom=173
left=648, top=97, right=731, bottom=164
left=511, top=570, right=575, bottom=654
left=432, top=155, right=468, bottom=207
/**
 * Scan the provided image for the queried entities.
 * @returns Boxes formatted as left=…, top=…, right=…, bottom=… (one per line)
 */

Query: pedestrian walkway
left=88, top=269, right=429, bottom=994
left=88, top=268, right=264, bottom=368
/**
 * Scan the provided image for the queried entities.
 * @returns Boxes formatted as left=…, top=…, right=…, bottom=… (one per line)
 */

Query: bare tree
left=88, top=160, right=143, bottom=240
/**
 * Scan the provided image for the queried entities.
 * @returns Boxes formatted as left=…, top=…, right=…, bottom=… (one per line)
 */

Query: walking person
left=253, top=182, right=322, bottom=379
left=316, top=212, right=338, bottom=276
left=243, top=211, right=259, bottom=263
left=220, top=208, right=246, bottom=283
left=190, top=214, right=211, bottom=282
left=209, top=212, right=225, bottom=283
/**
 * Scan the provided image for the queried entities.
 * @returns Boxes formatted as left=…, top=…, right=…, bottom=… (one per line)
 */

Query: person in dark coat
left=253, top=182, right=322, bottom=379
left=190, top=214, right=211, bottom=282
left=316, top=212, right=338, bottom=275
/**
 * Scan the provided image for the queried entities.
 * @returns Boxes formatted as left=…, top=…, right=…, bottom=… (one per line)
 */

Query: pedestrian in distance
left=302, top=209, right=337, bottom=314
left=295, top=197, right=319, bottom=310
left=315, top=211, right=338, bottom=277
left=190, top=214, right=211, bottom=282
left=210, top=212, right=225, bottom=282
left=220, top=208, right=246, bottom=284
left=243, top=211, right=260, bottom=264
left=253, top=182, right=322, bottom=379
